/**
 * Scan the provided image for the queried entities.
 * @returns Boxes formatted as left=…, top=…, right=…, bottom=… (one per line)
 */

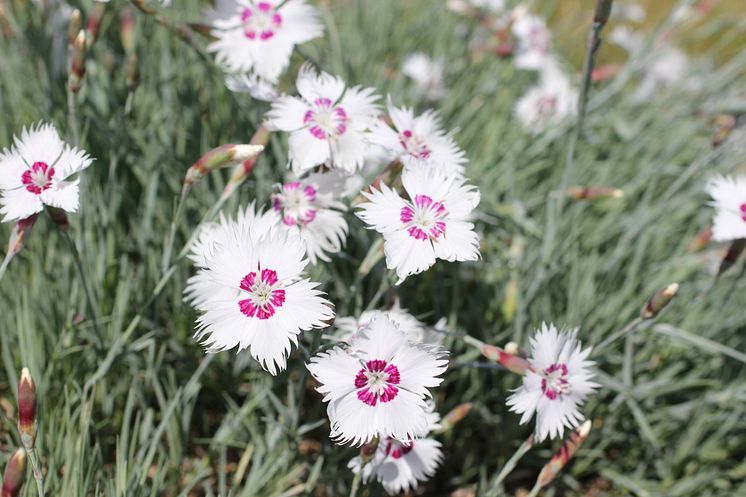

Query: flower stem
left=486, top=436, right=534, bottom=496
left=67, top=90, right=81, bottom=148
left=348, top=467, right=364, bottom=497
left=526, top=481, right=542, bottom=497
left=161, top=183, right=190, bottom=274
left=592, top=317, right=643, bottom=357
left=61, top=229, right=102, bottom=346
left=26, top=448, right=44, bottom=497
left=0, top=253, right=12, bottom=283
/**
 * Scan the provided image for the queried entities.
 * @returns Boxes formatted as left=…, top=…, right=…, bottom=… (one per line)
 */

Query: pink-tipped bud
left=1, top=449, right=26, bottom=497
left=566, top=186, right=623, bottom=201
left=479, top=342, right=531, bottom=375
left=46, top=206, right=69, bottom=230
left=641, top=283, right=679, bottom=319
left=535, top=420, right=592, bottom=489
left=68, top=30, right=87, bottom=94
left=17, top=368, right=37, bottom=450
left=120, top=7, right=136, bottom=54
left=7, top=214, right=37, bottom=260
left=86, top=1, right=106, bottom=47
left=504, top=341, right=521, bottom=356
left=184, top=144, right=265, bottom=186
left=591, top=63, right=623, bottom=83
left=360, top=437, right=379, bottom=464
left=221, top=127, right=272, bottom=199
left=68, top=9, right=81, bottom=47
left=441, top=403, right=473, bottom=431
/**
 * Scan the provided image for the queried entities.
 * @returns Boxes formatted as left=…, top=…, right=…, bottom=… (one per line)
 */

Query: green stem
left=349, top=468, right=363, bottom=497
left=161, top=184, right=189, bottom=273
left=27, top=447, right=45, bottom=497
left=67, top=90, right=80, bottom=148
left=61, top=229, right=102, bottom=345
left=0, top=253, right=12, bottom=283
left=526, top=481, right=542, bottom=497
left=486, top=436, right=534, bottom=496
left=593, top=317, right=643, bottom=357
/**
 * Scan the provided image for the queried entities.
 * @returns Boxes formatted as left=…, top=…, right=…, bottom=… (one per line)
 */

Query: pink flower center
left=272, top=181, right=318, bottom=226
left=400, top=194, right=447, bottom=241
left=399, top=130, right=432, bottom=159
left=740, top=203, right=746, bottom=222
left=304, top=97, right=348, bottom=140
left=21, top=161, right=55, bottom=195
left=354, top=359, right=401, bottom=406
left=237, top=267, right=286, bottom=320
left=540, top=363, right=569, bottom=400
left=241, top=2, right=282, bottom=40
left=384, top=438, right=414, bottom=459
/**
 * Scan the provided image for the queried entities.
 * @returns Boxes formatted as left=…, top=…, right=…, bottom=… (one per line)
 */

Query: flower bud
left=640, top=283, right=679, bottom=319
left=67, top=9, right=81, bottom=47
left=221, top=127, right=271, bottom=200
left=184, top=144, right=265, bottom=186
left=566, top=186, right=623, bottom=201
left=464, top=336, right=532, bottom=375
left=711, top=114, right=735, bottom=148
left=68, top=30, right=87, bottom=94
left=687, top=225, right=712, bottom=253
left=1, top=449, right=26, bottom=497
left=6, top=214, right=37, bottom=260
left=86, top=1, right=107, bottom=48
left=120, top=7, right=136, bottom=54
left=440, top=403, right=473, bottom=431
left=504, top=341, right=521, bottom=356
left=591, top=63, right=622, bottom=83
left=535, top=420, right=592, bottom=489
left=17, top=368, right=37, bottom=450
left=593, top=0, right=613, bottom=28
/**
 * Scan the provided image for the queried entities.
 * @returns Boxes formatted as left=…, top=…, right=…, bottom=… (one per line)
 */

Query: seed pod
left=535, top=420, right=592, bottom=489
left=17, top=368, right=37, bottom=450
left=440, top=403, right=473, bottom=431
left=640, top=283, right=679, bottom=319
left=717, top=238, right=746, bottom=276
left=1, top=448, right=26, bottom=497
left=593, top=0, right=613, bottom=28
left=184, top=144, right=265, bottom=186
left=68, top=30, right=87, bottom=94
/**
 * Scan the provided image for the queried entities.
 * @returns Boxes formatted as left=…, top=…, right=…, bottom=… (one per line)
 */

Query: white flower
left=357, top=165, right=480, bottom=284
left=188, top=204, right=334, bottom=375
left=514, top=63, right=578, bottom=133
left=307, top=313, right=448, bottom=446
left=348, top=410, right=443, bottom=495
left=370, top=99, right=467, bottom=176
left=633, top=45, right=689, bottom=102
left=706, top=175, right=746, bottom=242
left=511, top=11, right=552, bottom=71
left=402, top=53, right=447, bottom=102
left=336, top=300, right=443, bottom=345
left=467, top=0, right=507, bottom=13
left=0, top=122, right=93, bottom=222
left=225, top=72, right=279, bottom=101
left=506, top=323, right=599, bottom=442
left=184, top=203, right=279, bottom=309
left=609, top=26, right=644, bottom=53
left=265, top=64, right=381, bottom=175
left=271, top=171, right=349, bottom=264
left=611, top=2, right=646, bottom=23
left=208, top=0, right=323, bottom=82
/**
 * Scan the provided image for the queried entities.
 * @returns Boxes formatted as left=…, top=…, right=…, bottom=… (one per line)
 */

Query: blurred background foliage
left=0, top=0, right=745, bottom=496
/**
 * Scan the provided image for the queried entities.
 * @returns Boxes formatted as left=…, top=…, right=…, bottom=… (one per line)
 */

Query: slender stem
left=486, top=436, right=534, bottom=496
left=26, top=447, right=45, bottom=497
left=0, top=253, right=12, bottom=283
left=593, top=317, right=643, bottom=357
left=61, top=229, right=102, bottom=345
left=526, top=481, right=542, bottom=497
left=67, top=91, right=80, bottom=147
left=349, top=467, right=364, bottom=497
left=161, top=184, right=190, bottom=273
